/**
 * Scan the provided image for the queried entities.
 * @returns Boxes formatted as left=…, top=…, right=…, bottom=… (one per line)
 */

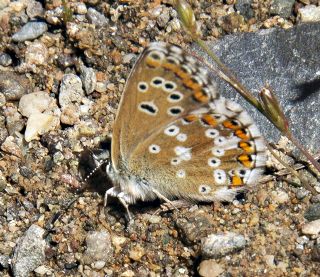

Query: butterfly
left=86, top=42, right=267, bottom=219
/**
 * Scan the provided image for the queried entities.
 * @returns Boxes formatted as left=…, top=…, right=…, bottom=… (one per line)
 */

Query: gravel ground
left=0, top=0, right=320, bottom=276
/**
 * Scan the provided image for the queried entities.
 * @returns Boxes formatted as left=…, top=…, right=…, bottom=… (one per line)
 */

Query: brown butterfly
left=89, top=42, right=267, bottom=219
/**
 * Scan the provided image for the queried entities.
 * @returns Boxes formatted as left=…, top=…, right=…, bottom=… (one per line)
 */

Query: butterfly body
left=99, top=42, right=267, bottom=216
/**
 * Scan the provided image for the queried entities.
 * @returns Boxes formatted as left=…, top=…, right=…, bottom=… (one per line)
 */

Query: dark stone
left=305, top=203, right=320, bottom=221
left=194, top=23, right=320, bottom=152
left=270, top=0, right=295, bottom=18
left=235, top=0, right=254, bottom=20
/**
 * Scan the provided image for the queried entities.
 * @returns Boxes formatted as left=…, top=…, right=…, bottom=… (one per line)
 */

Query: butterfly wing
left=112, top=42, right=217, bottom=170
left=111, top=42, right=266, bottom=203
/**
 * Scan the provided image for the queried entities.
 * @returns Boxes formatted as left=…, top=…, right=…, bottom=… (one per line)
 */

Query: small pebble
left=24, top=113, right=59, bottom=142
left=0, top=255, right=9, bottom=269
left=235, top=0, right=255, bottom=20
left=34, top=265, right=52, bottom=275
left=298, top=5, right=320, bottom=23
left=0, top=53, right=12, bottom=66
left=75, top=3, right=87, bottom=15
left=201, top=232, right=246, bottom=258
left=296, top=188, right=309, bottom=200
left=0, top=72, right=29, bottom=101
left=304, top=203, right=320, bottom=221
left=271, top=190, right=289, bottom=204
left=12, top=21, right=48, bottom=42
left=86, top=8, right=108, bottom=27
left=92, top=260, right=105, bottom=270
left=59, top=74, right=84, bottom=108
left=1, top=136, right=22, bottom=158
left=80, top=65, right=96, bottom=95
left=270, top=0, right=295, bottom=18
left=19, top=91, right=55, bottom=117
left=25, top=41, right=48, bottom=65
left=198, top=259, right=224, bottom=277
left=129, top=244, right=145, bottom=261
left=301, top=219, right=320, bottom=235
left=83, top=231, right=114, bottom=264
left=26, top=0, right=44, bottom=19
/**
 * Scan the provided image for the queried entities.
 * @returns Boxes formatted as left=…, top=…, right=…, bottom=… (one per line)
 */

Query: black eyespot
left=169, top=107, right=182, bottom=115
left=169, top=93, right=181, bottom=100
left=239, top=169, right=246, bottom=176
left=151, top=52, right=161, bottom=60
left=214, top=115, right=221, bottom=119
left=164, top=82, right=175, bottom=90
left=201, top=186, right=207, bottom=192
left=139, top=83, right=147, bottom=91
left=210, top=159, right=217, bottom=164
left=231, top=119, right=240, bottom=126
left=152, top=78, right=162, bottom=85
left=140, top=104, right=156, bottom=114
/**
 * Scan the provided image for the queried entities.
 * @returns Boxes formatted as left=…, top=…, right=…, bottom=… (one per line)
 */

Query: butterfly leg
left=104, top=187, right=133, bottom=221
left=151, top=188, right=179, bottom=212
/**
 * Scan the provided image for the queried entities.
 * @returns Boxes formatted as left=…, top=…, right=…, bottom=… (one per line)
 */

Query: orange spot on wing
left=239, top=141, right=254, bottom=153
left=146, top=57, right=161, bottom=68
left=232, top=176, right=243, bottom=186
left=223, top=120, right=241, bottom=130
left=235, top=129, right=250, bottom=140
left=184, top=114, right=198, bottom=123
left=201, top=114, right=217, bottom=126
left=238, top=154, right=253, bottom=167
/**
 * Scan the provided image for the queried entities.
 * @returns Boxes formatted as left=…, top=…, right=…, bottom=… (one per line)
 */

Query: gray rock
left=12, top=21, right=48, bottom=42
left=0, top=53, right=12, bottom=66
left=157, top=8, right=170, bottom=28
left=58, top=74, right=84, bottom=108
left=12, top=224, right=46, bottom=277
left=86, top=8, right=108, bottom=27
left=83, top=231, right=114, bottom=264
left=26, top=0, right=44, bottom=19
left=196, top=23, right=320, bottom=152
left=296, top=188, right=309, bottom=200
left=201, top=232, right=247, bottom=258
left=175, top=213, right=213, bottom=245
left=0, top=72, right=30, bottom=101
left=298, top=5, right=320, bottom=23
left=80, top=65, right=96, bottom=95
left=235, top=0, right=254, bottom=20
left=0, top=254, right=9, bottom=269
left=305, top=203, right=320, bottom=221
left=270, top=0, right=295, bottom=18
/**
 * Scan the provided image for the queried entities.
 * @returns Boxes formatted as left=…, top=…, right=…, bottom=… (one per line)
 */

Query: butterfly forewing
left=111, top=42, right=266, bottom=202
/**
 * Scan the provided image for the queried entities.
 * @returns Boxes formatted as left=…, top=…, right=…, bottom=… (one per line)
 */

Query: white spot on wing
left=199, top=184, right=211, bottom=194
left=176, top=133, right=187, bottom=142
left=164, top=125, right=180, bottom=136
left=208, top=157, right=221, bottom=168
left=149, top=144, right=161, bottom=154
left=174, top=146, right=192, bottom=161
left=176, top=169, right=186, bottom=178
left=213, top=169, right=227, bottom=184
left=205, top=129, right=219, bottom=138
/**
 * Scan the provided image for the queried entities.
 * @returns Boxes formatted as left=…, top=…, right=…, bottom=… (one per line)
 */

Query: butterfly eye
left=167, top=106, right=184, bottom=116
